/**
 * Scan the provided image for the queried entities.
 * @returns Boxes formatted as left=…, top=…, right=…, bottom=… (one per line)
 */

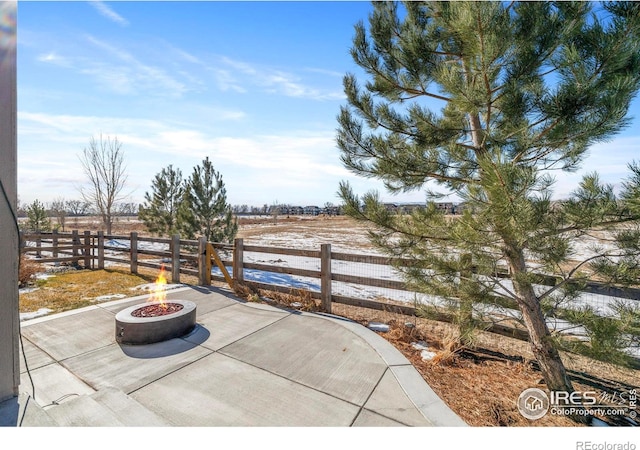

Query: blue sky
left=17, top=1, right=640, bottom=209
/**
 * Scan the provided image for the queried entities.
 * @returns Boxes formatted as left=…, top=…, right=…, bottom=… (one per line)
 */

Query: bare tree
left=78, top=134, right=129, bottom=235
left=49, top=197, right=67, bottom=232
left=115, top=202, right=138, bottom=217
left=65, top=199, right=91, bottom=216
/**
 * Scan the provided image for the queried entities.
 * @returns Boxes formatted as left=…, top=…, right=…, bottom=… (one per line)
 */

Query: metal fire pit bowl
left=115, top=300, right=197, bottom=345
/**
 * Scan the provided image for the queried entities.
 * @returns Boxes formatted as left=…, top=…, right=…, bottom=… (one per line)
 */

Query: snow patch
left=420, top=350, right=437, bottom=361
left=93, top=293, right=127, bottom=302
left=35, top=273, right=55, bottom=280
left=411, top=341, right=429, bottom=351
left=19, top=287, right=40, bottom=294
left=130, top=283, right=185, bottom=292
left=412, top=341, right=437, bottom=361
left=20, top=308, right=53, bottom=321
left=368, top=322, right=390, bottom=332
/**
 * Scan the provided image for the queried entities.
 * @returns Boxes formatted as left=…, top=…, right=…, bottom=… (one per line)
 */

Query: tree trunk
left=518, top=288, right=572, bottom=391
left=507, top=246, right=591, bottom=424
left=458, top=253, right=475, bottom=346
left=102, top=212, right=111, bottom=235
left=507, top=247, right=573, bottom=393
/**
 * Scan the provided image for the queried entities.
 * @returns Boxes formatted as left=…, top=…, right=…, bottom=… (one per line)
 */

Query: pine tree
left=178, top=157, right=238, bottom=243
left=337, top=0, right=640, bottom=405
left=25, top=199, right=51, bottom=232
left=139, top=165, right=185, bottom=237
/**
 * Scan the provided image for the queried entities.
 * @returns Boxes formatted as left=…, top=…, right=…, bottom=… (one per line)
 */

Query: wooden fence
left=20, top=231, right=640, bottom=346
left=20, top=231, right=233, bottom=286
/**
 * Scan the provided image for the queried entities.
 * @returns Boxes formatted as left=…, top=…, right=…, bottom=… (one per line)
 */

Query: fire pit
left=115, top=299, right=197, bottom=345
left=115, top=266, right=197, bottom=345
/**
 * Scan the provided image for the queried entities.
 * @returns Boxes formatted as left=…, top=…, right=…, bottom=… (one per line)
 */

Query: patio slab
left=19, top=307, right=117, bottom=361
left=219, top=313, right=389, bottom=406
left=187, top=302, right=288, bottom=351
left=130, top=352, right=360, bottom=426
left=60, top=337, right=213, bottom=394
left=1, top=285, right=467, bottom=427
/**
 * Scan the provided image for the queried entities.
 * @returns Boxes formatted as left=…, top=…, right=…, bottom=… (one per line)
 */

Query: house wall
left=0, top=1, right=19, bottom=403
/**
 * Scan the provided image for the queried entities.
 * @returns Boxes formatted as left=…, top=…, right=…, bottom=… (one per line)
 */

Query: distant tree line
left=17, top=197, right=138, bottom=232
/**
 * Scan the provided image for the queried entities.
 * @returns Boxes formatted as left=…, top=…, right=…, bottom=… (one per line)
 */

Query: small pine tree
left=25, top=199, right=51, bottom=232
left=178, top=157, right=238, bottom=243
left=139, top=165, right=185, bottom=237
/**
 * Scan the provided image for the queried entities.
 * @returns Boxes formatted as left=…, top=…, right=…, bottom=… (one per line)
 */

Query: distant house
left=382, top=203, right=399, bottom=213
left=303, top=206, right=321, bottom=216
left=323, top=206, right=341, bottom=216
left=398, top=203, right=425, bottom=214
left=435, top=202, right=456, bottom=214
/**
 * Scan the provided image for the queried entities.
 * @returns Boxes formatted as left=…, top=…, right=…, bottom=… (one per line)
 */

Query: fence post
left=198, top=237, right=211, bottom=285
left=52, top=229, right=58, bottom=260
left=35, top=233, right=41, bottom=258
left=97, top=231, right=105, bottom=270
left=130, top=232, right=138, bottom=274
left=171, top=234, right=181, bottom=283
left=233, top=238, right=244, bottom=283
left=205, top=240, right=212, bottom=285
left=83, top=231, right=91, bottom=268
left=72, top=230, right=79, bottom=263
left=321, top=243, right=332, bottom=313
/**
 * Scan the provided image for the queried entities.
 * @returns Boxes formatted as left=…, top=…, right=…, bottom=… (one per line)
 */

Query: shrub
left=19, top=255, right=40, bottom=288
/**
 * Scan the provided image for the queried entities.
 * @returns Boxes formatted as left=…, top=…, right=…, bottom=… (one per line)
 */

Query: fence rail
left=20, top=231, right=233, bottom=286
left=20, top=231, right=640, bottom=354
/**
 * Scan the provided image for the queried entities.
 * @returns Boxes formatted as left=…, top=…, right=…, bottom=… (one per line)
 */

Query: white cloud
left=208, top=55, right=344, bottom=100
left=83, top=35, right=189, bottom=97
left=209, top=67, right=247, bottom=93
left=89, top=1, right=129, bottom=27
left=304, top=67, right=345, bottom=78
left=219, top=56, right=257, bottom=76
left=17, top=111, right=350, bottom=206
left=36, top=52, right=72, bottom=67
left=261, top=71, right=344, bottom=101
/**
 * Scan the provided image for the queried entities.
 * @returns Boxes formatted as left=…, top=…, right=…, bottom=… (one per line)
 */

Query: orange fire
left=148, top=265, right=168, bottom=307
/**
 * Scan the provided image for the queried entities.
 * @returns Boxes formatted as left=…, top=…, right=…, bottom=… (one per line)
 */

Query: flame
left=149, top=265, right=168, bottom=307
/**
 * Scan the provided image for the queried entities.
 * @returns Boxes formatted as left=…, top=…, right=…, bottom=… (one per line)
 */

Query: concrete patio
left=0, top=285, right=467, bottom=427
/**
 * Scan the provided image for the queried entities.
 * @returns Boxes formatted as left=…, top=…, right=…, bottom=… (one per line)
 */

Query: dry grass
left=19, top=267, right=154, bottom=313
left=237, top=215, right=379, bottom=251
left=19, top=263, right=199, bottom=314
left=56, top=216, right=148, bottom=234
left=231, top=282, right=319, bottom=312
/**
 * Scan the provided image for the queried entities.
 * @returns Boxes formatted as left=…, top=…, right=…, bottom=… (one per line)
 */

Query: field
left=19, top=214, right=640, bottom=427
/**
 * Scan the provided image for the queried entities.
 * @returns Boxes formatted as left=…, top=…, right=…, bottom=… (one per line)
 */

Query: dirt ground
left=23, top=214, right=640, bottom=427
